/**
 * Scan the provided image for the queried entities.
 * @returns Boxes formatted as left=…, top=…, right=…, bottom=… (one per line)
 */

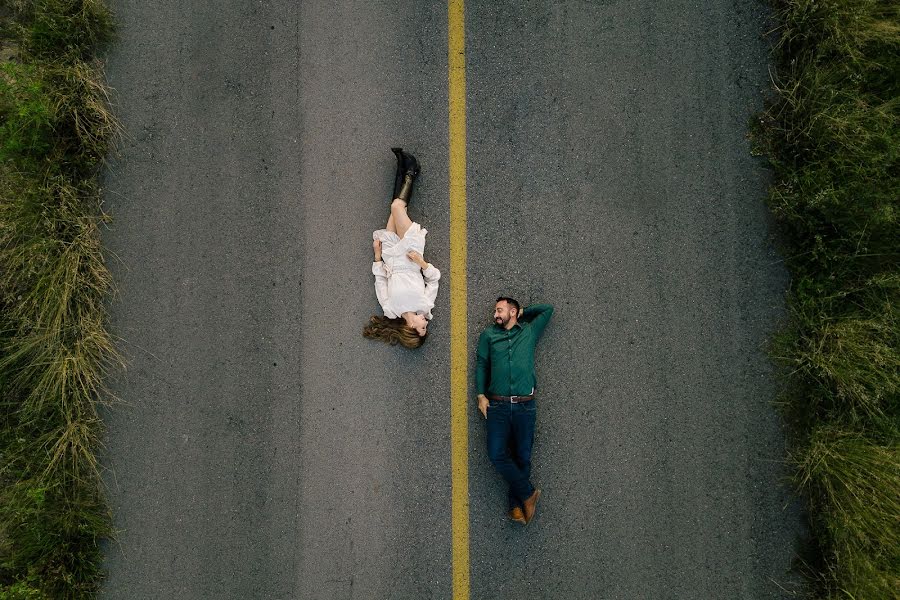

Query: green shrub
left=0, top=476, right=110, bottom=599
left=0, top=63, right=54, bottom=164
left=0, top=60, right=117, bottom=174
left=0, top=580, right=51, bottom=600
left=19, top=0, right=114, bottom=62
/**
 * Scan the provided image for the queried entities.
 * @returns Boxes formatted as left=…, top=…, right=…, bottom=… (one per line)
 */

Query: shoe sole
left=524, top=489, right=541, bottom=525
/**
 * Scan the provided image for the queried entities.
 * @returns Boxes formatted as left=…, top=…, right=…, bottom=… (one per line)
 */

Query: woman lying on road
left=363, top=149, right=440, bottom=349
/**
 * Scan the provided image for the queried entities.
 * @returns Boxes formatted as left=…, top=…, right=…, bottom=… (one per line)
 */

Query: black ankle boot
left=401, top=151, right=420, bottom=178
left=391, top=148, right=405, bottom=198
left=397, top=174, right=414, bottom=206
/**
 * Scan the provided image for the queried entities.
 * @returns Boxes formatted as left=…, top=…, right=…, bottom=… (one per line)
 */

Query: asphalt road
left=99, top=1, right=804, bottom=598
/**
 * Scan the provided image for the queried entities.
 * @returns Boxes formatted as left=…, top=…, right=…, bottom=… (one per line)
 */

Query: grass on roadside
left=756, top=0, right=899, bottom=598
left=795, top=427, right=900, bottom=596
left=0, top=1, right=118, bottom=597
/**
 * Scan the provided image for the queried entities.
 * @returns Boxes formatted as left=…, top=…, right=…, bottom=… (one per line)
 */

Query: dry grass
left=0, top=1, right=118, bottom=597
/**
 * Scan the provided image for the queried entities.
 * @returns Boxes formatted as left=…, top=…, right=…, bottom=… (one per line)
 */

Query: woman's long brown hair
left=363, top=315, right=426, bottom=349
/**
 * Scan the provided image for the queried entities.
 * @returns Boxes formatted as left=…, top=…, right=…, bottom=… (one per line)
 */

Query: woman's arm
left=407, top=251, right=440, bottom=307
left=373, top=239, right=382, bottom=262
left=372, top=238, right=394, bottom=314
left=372, top=261, right=393, bottom=316
left=422, top=263, right=441, bottom=307
left=372, top=262, right=390, bottom=307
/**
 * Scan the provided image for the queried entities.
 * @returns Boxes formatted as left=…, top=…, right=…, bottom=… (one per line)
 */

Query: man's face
left=494, top=301, right=516, bottom=327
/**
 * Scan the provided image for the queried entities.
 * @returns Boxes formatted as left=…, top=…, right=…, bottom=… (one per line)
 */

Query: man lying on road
left=475, top=297, right=554, bottom=525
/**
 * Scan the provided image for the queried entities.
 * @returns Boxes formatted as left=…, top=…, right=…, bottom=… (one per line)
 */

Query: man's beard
left=495, top=316, right=508, bottom=326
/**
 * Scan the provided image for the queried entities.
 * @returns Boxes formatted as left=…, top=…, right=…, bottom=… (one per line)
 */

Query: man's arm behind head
left=522, top=304, right=554, bottom=339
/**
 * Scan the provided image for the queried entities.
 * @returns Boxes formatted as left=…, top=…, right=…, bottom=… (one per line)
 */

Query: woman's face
left=408, top=313, right=428, bottom=337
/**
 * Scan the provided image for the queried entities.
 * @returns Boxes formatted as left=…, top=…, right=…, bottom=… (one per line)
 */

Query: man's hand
left=373, top=239, right=382, bottom=261
left=477, top=394, right=489, bottom=419
left=406, top=250, right=428, bottom=269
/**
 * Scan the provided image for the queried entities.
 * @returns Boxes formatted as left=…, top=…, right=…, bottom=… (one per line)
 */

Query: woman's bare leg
left=385, top=213, right=397, bottom=234
left=391, top=198, right=413, bottom=239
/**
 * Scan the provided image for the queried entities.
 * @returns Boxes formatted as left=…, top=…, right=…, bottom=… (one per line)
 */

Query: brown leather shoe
left=508, top=506, right=526, bottom=524
left=523, top=489, right=541, bottom=524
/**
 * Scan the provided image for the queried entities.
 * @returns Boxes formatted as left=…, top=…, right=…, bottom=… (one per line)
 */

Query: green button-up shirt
left=475, top=304, right=554, bottom=396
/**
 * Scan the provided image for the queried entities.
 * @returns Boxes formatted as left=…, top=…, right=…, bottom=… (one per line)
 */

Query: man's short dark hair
left=496, top=296, right=520, bottom=313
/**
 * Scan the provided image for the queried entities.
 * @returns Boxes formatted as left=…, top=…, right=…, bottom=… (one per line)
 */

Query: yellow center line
left=448, top=1, right=469, bottom=598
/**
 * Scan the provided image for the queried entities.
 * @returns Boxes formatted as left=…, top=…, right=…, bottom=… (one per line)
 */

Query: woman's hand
left=406, top=250, right=428, bottom=269
left=373, top=239, right=382, bottom=261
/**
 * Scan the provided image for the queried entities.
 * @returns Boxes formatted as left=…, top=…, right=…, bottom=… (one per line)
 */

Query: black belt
left=488, top=394, right=534, bottom=404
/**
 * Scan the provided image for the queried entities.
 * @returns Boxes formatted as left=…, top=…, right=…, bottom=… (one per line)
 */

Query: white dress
left=372, top=222, right=440, bottom=319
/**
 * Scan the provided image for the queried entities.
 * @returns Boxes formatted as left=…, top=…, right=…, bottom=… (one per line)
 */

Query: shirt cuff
left=372, top=261, right=386, bottom=276
left=423, top=264, right=441, bottom=280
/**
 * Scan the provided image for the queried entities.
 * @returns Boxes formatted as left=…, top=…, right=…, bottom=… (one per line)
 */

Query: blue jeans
left=486, top=399, right=537, bottom=509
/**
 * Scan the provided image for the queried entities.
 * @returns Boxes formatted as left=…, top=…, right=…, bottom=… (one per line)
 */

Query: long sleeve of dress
left=372, top=261, right=396, bottom=318
left=422, top=264, right=441, bottom=312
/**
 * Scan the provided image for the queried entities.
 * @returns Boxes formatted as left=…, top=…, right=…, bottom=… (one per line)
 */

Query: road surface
left=99, top=1, right=803, bottom=598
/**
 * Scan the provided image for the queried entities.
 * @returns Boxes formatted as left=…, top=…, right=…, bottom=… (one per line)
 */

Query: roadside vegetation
left=754, top=0, right=899, bottom=597
left=0, top=1, right=118, bottom=598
